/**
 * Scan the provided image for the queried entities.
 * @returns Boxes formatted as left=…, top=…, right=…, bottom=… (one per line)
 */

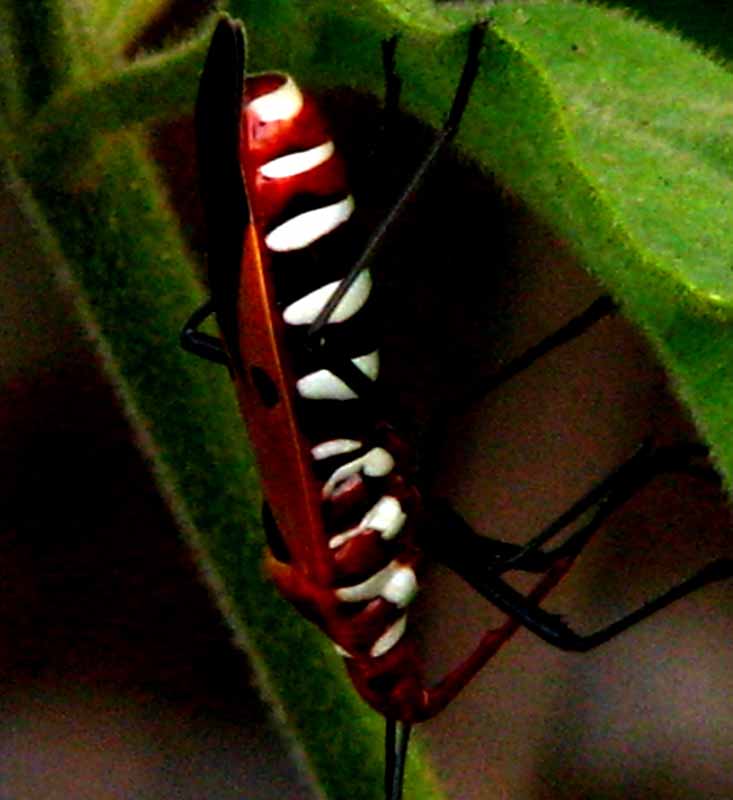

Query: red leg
left=420, top=553, right=577, bottom=719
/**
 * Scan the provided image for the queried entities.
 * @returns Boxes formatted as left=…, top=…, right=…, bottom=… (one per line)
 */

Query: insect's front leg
left=181, top=299, right=229, bottom=365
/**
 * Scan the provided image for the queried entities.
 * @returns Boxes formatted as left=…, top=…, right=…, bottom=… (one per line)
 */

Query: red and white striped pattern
left=241, top=72, right=418, bottom=661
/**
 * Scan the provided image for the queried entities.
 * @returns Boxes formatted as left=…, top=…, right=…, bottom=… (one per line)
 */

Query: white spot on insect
left=248, top=75, right=303, bottom=122
left=353, top=350, right=379, bottom=381
left=259, top=140, right=335, bottom=179
left=329, top=496, right=406, bottom=549
left=382, top=566, right=418, bottom=607
left=334, top=642, right=353, bottom=658
left=370, top=616, right=407, bottom=658
left=283, top=271, right=372, bottom=326
left=322, top=446, right=394, bottom=498
left=296, top=350, right=379, bottom=401
left=364, top=496, right=406, bottom=541
left=311, top=439, right=363, bottom=461
left=265, top=196, right=354, bottom=252
left=336, top=561, right=418, bottom=608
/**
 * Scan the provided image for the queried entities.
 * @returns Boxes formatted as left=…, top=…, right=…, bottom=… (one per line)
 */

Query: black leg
left=454, top=551, right=733, bottom=652
left=181, top=300, right=229, bottom=366
left=423, top=442, right=713, bottom=576
left=430, top=440, right=728, bottom=652
left=308, top=21, right=489, bottom=339
left=317, top=345, right=383, bottom=408
left=418, top=295, right=619, bottom=485
left=423, top=499, right=563, bottom=572
left=423, top=459, right=628, bottom=576
left=446, top=294, right=618, bottom=417
left=488, top=442, right=712, bottom=575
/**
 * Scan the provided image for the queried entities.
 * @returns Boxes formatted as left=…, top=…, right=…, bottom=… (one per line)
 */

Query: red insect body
left=233, top=72, right=424, bottom=719
left=219, top=69, right=572, bottom=723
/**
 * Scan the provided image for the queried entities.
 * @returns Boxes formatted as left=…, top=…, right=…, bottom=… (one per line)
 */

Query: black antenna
left=193, top=16, right=249, bottom=367
left=308, top=21, right=488, bottom=340
left=385, top=719, right=412, bottom=800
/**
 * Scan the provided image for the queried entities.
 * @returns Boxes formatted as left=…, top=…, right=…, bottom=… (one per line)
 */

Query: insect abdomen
left=237, top=72, right=424, bottom=716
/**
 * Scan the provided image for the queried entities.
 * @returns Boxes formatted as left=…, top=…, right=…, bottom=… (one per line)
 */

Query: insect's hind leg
left=495, top=442, right=715, bottom=573
left=456, top=547, right=733, bottom=653
left=421, top=456, right=626, bottom=577
left=428, top=442, right=730, bottom=652
left=421, top=441, right=652, bottom=574
left=424, top=441, right=715, bottom=576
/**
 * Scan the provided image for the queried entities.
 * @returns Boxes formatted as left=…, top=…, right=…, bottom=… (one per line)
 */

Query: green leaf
left=18, top=17, right=214, bottom=184
left=596, top=0, right=733, bottom=62
left=93, top=0, right=194, bottom=55
left=0, top=3, right=23, bottom=130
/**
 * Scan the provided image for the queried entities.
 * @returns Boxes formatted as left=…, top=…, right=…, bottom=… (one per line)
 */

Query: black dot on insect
left=250, top=366, right=280, bottom=408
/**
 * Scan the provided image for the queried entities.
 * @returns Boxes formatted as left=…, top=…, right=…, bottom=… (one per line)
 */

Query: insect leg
left=423, top=500, right=553, bottom=571
left=413, top=447, right=719, bottom=716
left=427, top=481, right=615, bottom=581
left=423, top=442, right=703, bottom=574
left=454, top=553, right=733, bottom=653
left=490, top=442, right=714, bottom=573
left=181, top=299, right=229, bottom=366
left=307, top=21, right=488, bottom=339
left=418, top=295, right=618, bottom=484
left=419, top=555, right=577, bottom=718
left=447, top=294, right=618, bottom=417
left=436, top=442, right=716, bottom=577
left=432, top=442, right=729, bottom=652
left=423, top=460, right=625, bottom=577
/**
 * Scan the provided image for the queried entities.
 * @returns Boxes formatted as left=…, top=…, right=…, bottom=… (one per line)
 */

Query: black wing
left=195, top=16, right=249, bottom=368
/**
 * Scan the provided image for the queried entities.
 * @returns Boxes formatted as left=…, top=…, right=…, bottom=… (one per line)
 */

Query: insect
left=182, top=15, right=733, bottom=799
